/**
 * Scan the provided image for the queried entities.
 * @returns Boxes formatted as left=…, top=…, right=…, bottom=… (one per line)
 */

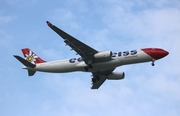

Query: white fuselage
left=24, top=49, right=152, bottom=73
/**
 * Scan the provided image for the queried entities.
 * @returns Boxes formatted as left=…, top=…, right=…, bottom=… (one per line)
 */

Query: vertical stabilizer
left=21, top=48, right=46, bottom=64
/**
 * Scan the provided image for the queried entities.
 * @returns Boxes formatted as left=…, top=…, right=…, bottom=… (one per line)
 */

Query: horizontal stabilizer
left=13, top=55, right=36, bottom=68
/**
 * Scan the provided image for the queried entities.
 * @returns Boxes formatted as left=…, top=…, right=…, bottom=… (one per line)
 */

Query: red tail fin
left=21, top=48, right=46, bottom=64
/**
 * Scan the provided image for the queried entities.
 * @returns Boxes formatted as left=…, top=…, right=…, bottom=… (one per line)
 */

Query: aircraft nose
left=142, top=48, right=169, bottom=60
left=156, top=49, right=169, bottom=59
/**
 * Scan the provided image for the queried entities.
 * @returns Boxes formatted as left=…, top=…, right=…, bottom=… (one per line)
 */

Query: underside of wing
left=91, top=75, right=107, bottom=89
left=46, top=21, right=98, bottom=64
left=91, top=68, right=115, bottom=89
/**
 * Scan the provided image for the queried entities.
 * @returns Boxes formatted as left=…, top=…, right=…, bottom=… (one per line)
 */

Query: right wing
left=91, top=68, right=115, bottom=89
left=91, top=75, right=107, bottom=89
left=46, top=21, right=98, bottom=64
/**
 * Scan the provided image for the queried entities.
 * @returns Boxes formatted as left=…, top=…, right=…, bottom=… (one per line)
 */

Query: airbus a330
left=14, top=21, right=169, bottom=89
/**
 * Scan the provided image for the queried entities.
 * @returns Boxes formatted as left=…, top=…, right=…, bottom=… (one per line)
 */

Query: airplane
left=14, top=21, right=169, bottom=89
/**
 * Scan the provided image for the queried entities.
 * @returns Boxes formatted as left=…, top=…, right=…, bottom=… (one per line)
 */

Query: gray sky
left=0, top=0, right=180, bottom=116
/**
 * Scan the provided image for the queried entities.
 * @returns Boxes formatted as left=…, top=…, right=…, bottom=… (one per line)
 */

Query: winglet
left=46, top=21, right=53, bottom=26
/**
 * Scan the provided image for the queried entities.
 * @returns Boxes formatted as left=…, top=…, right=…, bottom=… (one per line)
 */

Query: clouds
left=97, top=0, right=180, bottom=48
left=0, top=13, right=12, bottom=25
left=4, top=0, right=38, bottom=7
left=49, top=8, right=81, bottom=32
left=102, top=2, right=180, bottom=40
left=0, top=11, right=14, bottom=47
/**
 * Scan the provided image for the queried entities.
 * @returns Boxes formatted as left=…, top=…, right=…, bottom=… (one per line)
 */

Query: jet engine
left=94, top=51, right=112, bottom=60
left=107, top=72, right=125, bottom=80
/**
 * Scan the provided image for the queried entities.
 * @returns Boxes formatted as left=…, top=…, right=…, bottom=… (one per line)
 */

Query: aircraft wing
left=91, top=75, right=107, bottom=89
left=91, top=68, right=115, bottom=89
left=46, top=21, right=98, bottom=64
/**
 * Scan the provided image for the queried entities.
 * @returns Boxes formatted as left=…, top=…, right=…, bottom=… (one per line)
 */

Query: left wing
left=91, top=68, right=115, bottom=89
left=46, top=21, right=98, bottom=64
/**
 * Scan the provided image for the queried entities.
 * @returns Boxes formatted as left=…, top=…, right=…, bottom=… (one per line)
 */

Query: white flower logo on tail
left=25, top=50, right=38, bottom=64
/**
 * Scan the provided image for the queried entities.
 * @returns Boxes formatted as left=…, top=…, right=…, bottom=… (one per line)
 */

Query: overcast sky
left=0, top=0, right=180, bottom=116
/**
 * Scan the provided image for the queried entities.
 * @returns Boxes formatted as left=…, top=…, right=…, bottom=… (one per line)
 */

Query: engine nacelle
left=107, top=72, right=125, bottom=80
left=94, top=51, right=112, bottom=60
